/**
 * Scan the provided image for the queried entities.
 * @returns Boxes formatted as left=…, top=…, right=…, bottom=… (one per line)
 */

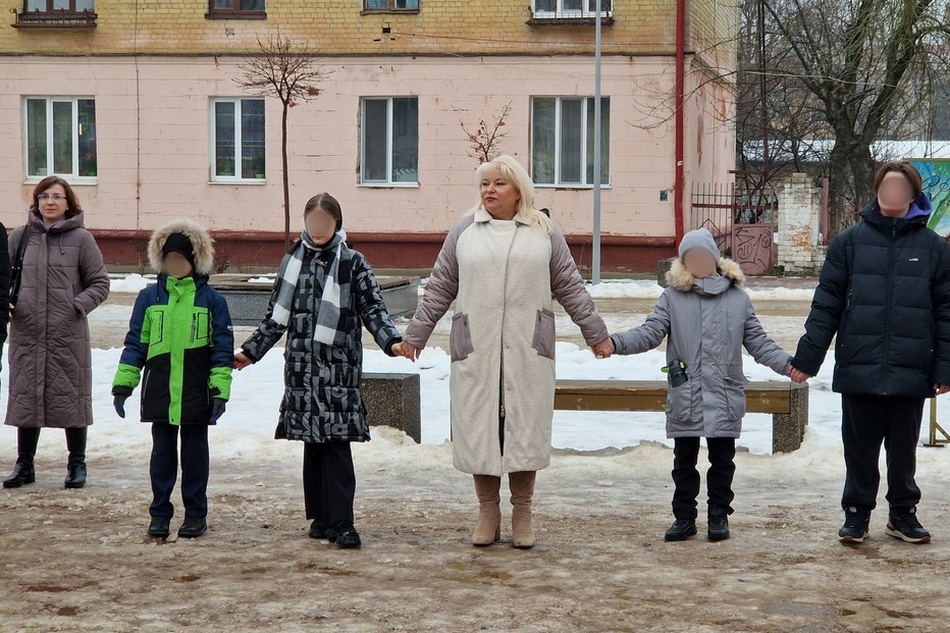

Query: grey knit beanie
left=678, top=228, right=721, bottom=262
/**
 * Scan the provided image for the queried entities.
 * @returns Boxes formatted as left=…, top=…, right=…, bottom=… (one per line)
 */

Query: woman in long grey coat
left=3, top=176, right=110, bottom=490
left=400, top=155, right=611, bottom=549
left=609, top=228, right=792, bottom=542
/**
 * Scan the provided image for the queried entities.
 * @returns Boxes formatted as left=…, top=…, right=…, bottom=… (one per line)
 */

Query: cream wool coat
left=405, top=210, right=608, bottom=476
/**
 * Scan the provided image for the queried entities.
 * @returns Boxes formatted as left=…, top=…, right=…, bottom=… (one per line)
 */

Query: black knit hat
left=162, top=233, right=196, bottom=269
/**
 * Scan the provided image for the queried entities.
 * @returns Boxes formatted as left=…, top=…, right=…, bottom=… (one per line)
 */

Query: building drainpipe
left=674, top=0, right=687, bottom=245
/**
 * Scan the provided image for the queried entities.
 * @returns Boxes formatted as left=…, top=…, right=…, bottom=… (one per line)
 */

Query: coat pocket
left=531, top=308, right=556, bottom=361
left=724, top=374, right=748, bottom=420
left=450, top=312, right=475, bottom=363
left=192, top=312, right=210, bottom=343
left=665, top=381, right=691, bottom=421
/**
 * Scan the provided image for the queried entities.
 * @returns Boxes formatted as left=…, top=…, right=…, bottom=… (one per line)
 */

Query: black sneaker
left=329, top=521, right=362, bottom=549
left=309, top=521, right=330, bottom=540
left=838, top=507, right=870, bottom=543
left=178, top=517, right=207, bottom=539
left=708, top=514, right=730, bottom=541
left=664, top=519, right=698, bottom=542
left=147, top=517, right=171, bottom=539
left=885, top=508, right=931, bottom=544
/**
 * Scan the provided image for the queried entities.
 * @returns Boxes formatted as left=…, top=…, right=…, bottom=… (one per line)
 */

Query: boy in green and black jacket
left=112, top=219, right=233, bottom=540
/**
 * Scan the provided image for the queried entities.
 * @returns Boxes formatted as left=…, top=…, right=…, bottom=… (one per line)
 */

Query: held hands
left=592, top=338, right=615, bottom=359
left=233, top=352, right=253, bottom=371
left=788, top=367, right=812, bottom=384
left=392, top=341, right=421, bottom=362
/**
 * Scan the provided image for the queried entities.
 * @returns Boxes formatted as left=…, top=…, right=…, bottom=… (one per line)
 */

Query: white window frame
left=209, top=97, right=266, bottom=185
left=22, top=96, right=97, bottom=183
left=531, top=0, right=612, bottom=20
left=359, top=96, right=419, bottom=188
left=531, top=96, right=611, bottom=189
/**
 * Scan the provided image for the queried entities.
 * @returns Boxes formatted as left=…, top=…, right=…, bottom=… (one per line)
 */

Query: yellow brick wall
left=687, top=0, right=738, bottom=74
left=0, top=0, right=733, bottom=62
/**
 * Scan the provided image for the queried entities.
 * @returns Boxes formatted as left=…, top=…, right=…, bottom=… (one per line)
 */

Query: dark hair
left=30, top=176, right=82, bottom=217
left=304, top=192, right=343, bottom=229
left=873, top=161, right=923, bottom=200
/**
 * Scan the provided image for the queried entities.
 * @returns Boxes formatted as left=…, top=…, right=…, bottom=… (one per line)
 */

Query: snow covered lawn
left=2, top=275, right=950, bottom=631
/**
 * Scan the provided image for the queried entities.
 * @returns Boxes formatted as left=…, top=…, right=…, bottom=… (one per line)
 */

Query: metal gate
left=691, top=175, right=778, bottom=275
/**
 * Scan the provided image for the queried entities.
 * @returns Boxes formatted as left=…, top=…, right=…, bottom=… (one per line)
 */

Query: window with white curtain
left=24, top=97, right=97, bottom=179
left=360, top=97, right=419, bottom=185
left=531, top=97, right=610, bottom=187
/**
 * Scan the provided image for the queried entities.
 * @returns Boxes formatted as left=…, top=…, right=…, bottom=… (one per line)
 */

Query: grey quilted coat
left=610, top=258, right=791, bottom=438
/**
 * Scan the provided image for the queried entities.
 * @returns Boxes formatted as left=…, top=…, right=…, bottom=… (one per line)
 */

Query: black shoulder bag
left=9, top=228, right=29, bottom=307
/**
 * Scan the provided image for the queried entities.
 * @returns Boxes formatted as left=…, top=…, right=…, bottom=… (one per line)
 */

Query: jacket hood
left=666, top=257, right=745, bottom=294
left=860, top=197, right=931, bottom=230
left=148, top=219, right=216, bottom=277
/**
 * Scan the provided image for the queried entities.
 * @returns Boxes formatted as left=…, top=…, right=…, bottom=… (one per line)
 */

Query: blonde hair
left=468, top=155, right=554, bottom=235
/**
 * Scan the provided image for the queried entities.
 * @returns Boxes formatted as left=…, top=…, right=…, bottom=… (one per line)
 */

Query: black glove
left=211, top=398, right=226, bottom=423
left=113, top=394, right=128, bottom=419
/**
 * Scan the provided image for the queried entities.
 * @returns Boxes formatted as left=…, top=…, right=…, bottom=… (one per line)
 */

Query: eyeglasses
left=37, top=193, right=67, bottom=202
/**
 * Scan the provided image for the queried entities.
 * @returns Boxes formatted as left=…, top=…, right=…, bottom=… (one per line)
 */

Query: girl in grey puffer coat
left=609, top=228, right=792, bottom=542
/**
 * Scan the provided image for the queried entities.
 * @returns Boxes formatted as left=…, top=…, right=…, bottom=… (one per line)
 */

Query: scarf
left=271, top=226, right=348, bottom=346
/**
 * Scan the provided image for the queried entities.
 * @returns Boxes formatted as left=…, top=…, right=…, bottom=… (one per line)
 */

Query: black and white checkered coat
left=241, top=244, right=401, bottom=443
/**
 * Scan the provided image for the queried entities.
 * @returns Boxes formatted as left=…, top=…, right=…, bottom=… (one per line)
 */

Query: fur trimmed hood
left=666, top=257, right=745, bottom=292
left=148, top=219, right=215, bottom=277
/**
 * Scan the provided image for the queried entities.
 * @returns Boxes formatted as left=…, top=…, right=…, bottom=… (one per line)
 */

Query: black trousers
left=841, top=394, right=924, bottom=513
left=149, top=423, right=209, bottom=519
left=303, top=442, right=356, bottom=527
left=671, top=437, right=737, bottom=520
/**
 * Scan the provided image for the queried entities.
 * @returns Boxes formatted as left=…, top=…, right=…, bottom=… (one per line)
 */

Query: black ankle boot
left=148, top=517, right=171, bottom=539
left=5, top=428, right=40, bottom=489
left=178, top=517, right=207, bottom=538
left=3, top=459, right=35, bottom=489
left=65, top=462, right=86, bottom=489
left=64, top=428, right=86, bottom=489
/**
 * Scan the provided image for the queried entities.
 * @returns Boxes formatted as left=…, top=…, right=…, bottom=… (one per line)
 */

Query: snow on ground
left=6, top=278, right=950, bottom=631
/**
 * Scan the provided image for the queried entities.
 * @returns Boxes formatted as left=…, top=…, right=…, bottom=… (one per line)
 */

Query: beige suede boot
left=472, top=474, right=502, bottom=546
left=509, top=471, right=537, bottom=549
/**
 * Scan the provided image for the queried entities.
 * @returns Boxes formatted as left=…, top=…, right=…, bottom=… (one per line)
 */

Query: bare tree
left=460, top=102, right=513, bottom=164
left=760, top=0, right=950, bottom=202
left=235, top=31, right=326, bottom=249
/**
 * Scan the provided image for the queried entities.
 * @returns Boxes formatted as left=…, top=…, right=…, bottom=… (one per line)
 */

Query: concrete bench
left=554, top=379, right=809, bottom=453
left=213, top=274, right=421, bottom=327
left=362, top=372, right=421, bottom=444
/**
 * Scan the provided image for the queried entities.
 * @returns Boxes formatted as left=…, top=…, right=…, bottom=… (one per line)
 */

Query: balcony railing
left=13, top=9, right=98, bottom=28
left=527, top=6, right=613, bottom=26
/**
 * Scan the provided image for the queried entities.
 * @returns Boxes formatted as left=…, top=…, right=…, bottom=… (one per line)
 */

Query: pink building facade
left=0, top=2, right=737, bottom=272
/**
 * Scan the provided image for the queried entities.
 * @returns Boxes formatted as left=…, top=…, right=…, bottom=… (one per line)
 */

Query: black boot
left=885, top=507, right=931, bottom=544
left=664, top=519, right=698, bottom=542
left=64, top=428, right=87, bottom=489
left=839, top=506, right=871, bottom=543
left=3, top=428, right=40, bottom=489
left=178, top=517, right=207, bottom=539
left=707, top=509, right=730, bottom=541
left=309, top=521, right=330, bottom=540
left=3, top=459, right=35, bottom=488
left=329, top=521, right=362, bottom=549
left=148, top=517, right=171, bottom=539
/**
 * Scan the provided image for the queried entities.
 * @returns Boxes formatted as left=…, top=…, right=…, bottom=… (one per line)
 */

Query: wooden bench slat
left=554, top=380, right=792, bottom=414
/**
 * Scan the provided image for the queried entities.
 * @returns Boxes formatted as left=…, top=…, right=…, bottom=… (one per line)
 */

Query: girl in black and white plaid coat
left=234, top=193, right=407, bottom=548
